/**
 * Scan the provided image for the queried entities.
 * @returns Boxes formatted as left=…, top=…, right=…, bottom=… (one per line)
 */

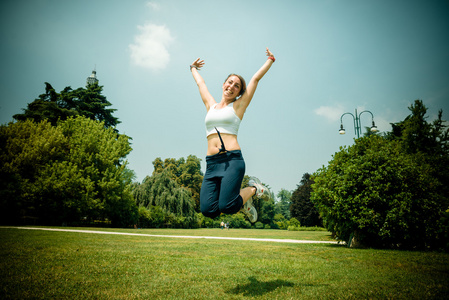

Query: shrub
left=255, top=222, right=264, bottom=229
left=287, top=226, right=327, bottom=231
left=243, top=221, right=252, bottom=229
left=270, top=222, right=280, bottom=230
left=138, top=206, right=152, bottom=228
left=228, top=213, right=247, bottom=228
left=137, top=205, right=166, bottom=228
left=312, top=136, right=445, bottom=249
left=288, top=218, right=301, bottom=228
left=288, top=226, right=301, bottom=231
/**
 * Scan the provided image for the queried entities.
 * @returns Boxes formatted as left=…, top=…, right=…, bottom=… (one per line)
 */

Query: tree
left=134, top=169, right=197, bottom=228
left=66, top=83, right=119, bottom=128
left=151, top=155, right=203, bottom=211
left=273, top=213, right=288, bottom=230
left=137, top=205, right=166, bottom=228
left=275, top=188, right=292, bottom=219
left=58, top=116, right=134, bottom=226
left=259, top=200, right=275, bottom=225
left=388, top=99, right=449, bottom=205
left=0, top=119, right=67, bottom=224
left=290, top=173, right=322, bottom=227
left=0, top=116, right=136, bottom=226
left=311, top=135, right=443, bottom=249
left=177, top=155, right=203, bottom=210
left=12, top=83, right=78, bottom=126
left=136, top=170, right=195, bottom=216
left=13, top=82, right=120, bottom=129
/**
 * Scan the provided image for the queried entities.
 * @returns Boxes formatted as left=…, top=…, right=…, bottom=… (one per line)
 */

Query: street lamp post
left=339, top=109, right=378, bottom=138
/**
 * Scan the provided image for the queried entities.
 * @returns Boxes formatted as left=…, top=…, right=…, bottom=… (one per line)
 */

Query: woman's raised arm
left=191, top=58, right=215, bottom=111
left=235, top=48, right=275, bottom=114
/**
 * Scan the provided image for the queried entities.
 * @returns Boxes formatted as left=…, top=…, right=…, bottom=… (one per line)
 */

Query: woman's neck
left=219, top=98, right=235, bottom=107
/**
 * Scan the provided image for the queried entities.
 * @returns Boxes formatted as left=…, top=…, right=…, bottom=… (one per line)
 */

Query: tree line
left=1, top=81, right=448, bottom=250
left=0, top=81, right=304, bottom=228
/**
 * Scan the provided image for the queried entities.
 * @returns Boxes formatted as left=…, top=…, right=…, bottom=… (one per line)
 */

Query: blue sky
left=1, top=0, right=448, bottom=198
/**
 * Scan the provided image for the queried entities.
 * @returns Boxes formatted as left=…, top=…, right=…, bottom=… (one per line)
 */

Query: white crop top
left=205, top=103, right=242, bottom=137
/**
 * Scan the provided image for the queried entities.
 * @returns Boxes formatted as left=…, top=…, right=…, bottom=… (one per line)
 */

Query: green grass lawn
left=1, top=227, right=448, bottom=299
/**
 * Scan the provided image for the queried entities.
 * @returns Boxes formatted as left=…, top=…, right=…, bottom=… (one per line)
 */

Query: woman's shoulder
left=205, top=101, right=218, bottom=112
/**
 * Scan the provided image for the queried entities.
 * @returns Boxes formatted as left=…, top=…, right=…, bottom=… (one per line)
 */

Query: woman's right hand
left=191, top=58, right=205, bottom=70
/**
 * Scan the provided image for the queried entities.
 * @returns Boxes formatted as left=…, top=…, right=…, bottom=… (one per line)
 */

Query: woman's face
left=222, top=75, right=242, bottom=100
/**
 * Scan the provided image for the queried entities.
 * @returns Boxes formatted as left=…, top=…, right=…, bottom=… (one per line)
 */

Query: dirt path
left=9, top=227, right=339, bottom=244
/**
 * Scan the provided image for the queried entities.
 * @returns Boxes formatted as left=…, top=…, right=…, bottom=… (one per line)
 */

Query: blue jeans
left=200, top=150, right=245, bottom=219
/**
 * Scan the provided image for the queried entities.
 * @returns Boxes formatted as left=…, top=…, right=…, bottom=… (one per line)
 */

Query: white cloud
left=314, top=105, right=345, bottom=122
left=129, top=23, right=174, bottom=70
left=146, top=2, right=160, bottom=11
left=374, top=116, right=391, bottom=133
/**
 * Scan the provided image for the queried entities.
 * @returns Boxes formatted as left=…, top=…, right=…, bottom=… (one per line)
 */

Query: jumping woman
left=190, top=47, right=275, bottom=223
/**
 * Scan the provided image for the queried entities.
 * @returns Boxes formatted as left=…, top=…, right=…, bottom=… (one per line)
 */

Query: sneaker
left=240, top=199, right=258, bottom=223
left=249, top=177, right=271, bottom=201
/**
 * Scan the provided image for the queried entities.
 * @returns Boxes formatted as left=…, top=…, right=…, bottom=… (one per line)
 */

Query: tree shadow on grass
left=225, top=276, right=295, bottom=297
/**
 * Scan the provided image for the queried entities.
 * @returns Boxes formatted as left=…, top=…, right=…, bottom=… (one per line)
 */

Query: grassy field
left=1, top=227, right=448, bottom=299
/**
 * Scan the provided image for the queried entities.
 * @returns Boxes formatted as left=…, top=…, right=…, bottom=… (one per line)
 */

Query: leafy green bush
left=288, top=226, right=326, bottom=231
left=303, top=226, right=327, bottom=231
left=137, top=206, right=152, bottom=228
left=274, top=213, right=288, bottom=230
left=137, top=205, right=165, bottom=228
left=255, top=222, right=264, bottom=229
left=243, top=221, right=252, bottom=229
left=288, top=218, right=301, bottom=228
left=270, top=222, right=280, bottom=229
left=213, top=220, right=222, bottom=228
left=312, top=136, right=444, bottom=249
left=203, top=217, right=215, bottom=228
left=227, top=213, right=247, bottom=228
left=288, top=226, right=301, bottom=231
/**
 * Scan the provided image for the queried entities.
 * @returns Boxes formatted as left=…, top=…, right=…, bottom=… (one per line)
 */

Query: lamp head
left=339, top=124, right=346, bottom=135
left=370, top=121, right=378, bottom=132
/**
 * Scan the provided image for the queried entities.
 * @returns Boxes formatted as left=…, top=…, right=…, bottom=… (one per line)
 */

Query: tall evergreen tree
left=13, top=83, right=77, bottom=125
left=388, top=99, right=449, bottom=207
left=68, top=82, right=119, bottom=128
left=290, top=173, right=322, bottom=227
left=13, top=82, right=120, bottom=129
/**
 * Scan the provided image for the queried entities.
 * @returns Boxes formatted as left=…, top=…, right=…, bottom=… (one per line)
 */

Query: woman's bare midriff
left=207, top=133, right=241, bottom=156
